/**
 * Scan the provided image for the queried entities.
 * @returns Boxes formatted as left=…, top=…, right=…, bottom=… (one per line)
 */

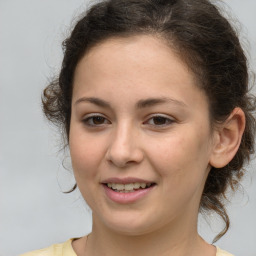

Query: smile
left=102, top=179, right=156, bottom=204
left=106, top=182, right=153, bottom=192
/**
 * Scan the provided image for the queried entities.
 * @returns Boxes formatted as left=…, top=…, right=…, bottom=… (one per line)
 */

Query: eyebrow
left=136, top=97, right=187, bottom=108
left=75, top=97, right=110, bottom=108
left=74, top=97, right=187, bottom=109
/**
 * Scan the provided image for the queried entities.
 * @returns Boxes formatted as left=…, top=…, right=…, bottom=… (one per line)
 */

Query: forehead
left=84, top=35, right=176, bottom=61
left=74, top=35, right=197, bottom=86
left=72, top=35, right=207, bottom=109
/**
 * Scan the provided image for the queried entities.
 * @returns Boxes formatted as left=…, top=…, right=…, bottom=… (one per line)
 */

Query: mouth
left=103, top=182, right=156, bottom=193
left=101, top=178, right=157, bottom=203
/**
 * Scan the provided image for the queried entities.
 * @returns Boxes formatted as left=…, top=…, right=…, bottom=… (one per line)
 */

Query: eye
left=82, top=114, right=110, bottom=127
left=144, top=115, right=174, bottom=127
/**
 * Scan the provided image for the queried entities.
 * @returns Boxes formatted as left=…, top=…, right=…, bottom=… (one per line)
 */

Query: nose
left=106, top=122, right=144, bottom=168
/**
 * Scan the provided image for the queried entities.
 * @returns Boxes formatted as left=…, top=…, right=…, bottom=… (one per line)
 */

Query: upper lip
left=101, top=177, right=155, bottom=184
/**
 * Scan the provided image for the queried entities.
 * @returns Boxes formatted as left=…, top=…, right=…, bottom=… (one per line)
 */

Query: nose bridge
left=106, top=119, right=143, bottom=167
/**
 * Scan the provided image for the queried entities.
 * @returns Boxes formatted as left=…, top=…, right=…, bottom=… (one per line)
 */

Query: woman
left=21, top=0, right=256, bottom=255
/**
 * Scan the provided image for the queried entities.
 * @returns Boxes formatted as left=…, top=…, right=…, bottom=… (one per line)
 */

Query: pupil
left=93, top=116, right=104, bottom=124
left=153, top=116, right=166, bottom=125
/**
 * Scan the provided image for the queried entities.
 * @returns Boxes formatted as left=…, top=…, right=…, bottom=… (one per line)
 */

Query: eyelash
left=82, top=114, right=174, bottom=128
left=82, top=114, right=110, bottom=127
left=144, top=115, right=174, bottom=127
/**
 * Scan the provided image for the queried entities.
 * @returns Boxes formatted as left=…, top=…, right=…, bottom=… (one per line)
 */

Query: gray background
left=0, top=1, right=255, bottom=255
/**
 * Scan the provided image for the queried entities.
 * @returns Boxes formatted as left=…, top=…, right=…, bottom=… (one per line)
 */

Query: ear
left=209, top=107, right=245, bottom=168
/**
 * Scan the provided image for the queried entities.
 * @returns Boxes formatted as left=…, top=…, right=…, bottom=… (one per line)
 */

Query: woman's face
left=70, top=35, right=216, bottom=235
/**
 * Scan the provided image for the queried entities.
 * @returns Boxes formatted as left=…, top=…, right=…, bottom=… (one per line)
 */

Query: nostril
left=106, top=148, right=144, bottom=168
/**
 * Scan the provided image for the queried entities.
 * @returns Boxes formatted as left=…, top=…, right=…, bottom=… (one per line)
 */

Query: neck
left=84, top=213, right=213, bottom=256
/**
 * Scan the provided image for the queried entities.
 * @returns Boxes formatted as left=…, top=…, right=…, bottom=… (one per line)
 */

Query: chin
left=97, top=211, right=163, bottom=236
left=107, top=223, right=155, bottom=236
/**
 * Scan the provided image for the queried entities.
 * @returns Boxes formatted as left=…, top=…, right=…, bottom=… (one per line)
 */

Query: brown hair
left=42, top=0, right=256, bottom=241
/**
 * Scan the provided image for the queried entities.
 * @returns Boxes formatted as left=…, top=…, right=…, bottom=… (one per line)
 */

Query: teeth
left=107, top=182, right=152, bottom=192
left=116, top=184, right=124, bottom=190
left=124, top=184, right=134, bottom=191
left=134, top=182, right=140, bottom=189
left=141, top=183, right=146, bottom=189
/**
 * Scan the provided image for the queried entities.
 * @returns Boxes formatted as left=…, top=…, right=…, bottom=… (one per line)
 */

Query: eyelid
left=143, top=113, right=175, bottom=126
left=81, top=113, right=175, bottom=128
left=83, top=113, right=107, bottom=118
left=82, top=113, right=111, bottom=126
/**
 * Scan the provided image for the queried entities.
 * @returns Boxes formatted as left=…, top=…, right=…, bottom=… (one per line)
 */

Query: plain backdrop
left=0, top=1, right=256, bottom=255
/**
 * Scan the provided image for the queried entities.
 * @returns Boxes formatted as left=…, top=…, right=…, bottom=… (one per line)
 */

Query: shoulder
left=19, top=239, right=77, bottom=256
left=216, top=247, right=235, bottom=256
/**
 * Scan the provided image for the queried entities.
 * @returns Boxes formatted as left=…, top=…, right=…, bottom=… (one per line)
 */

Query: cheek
left=148, top=130, right=211, bottom=180
left=69, top=130, right=105, bottom=180
left=149, top=134, right=211, bottom=212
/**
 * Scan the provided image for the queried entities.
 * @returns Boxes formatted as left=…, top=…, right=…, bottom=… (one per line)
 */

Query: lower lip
left=102, top=185, right=155, bottom=204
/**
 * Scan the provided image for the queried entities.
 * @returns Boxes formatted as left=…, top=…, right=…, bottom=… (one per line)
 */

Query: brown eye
left=92, top=116, right=106, bottom=125
left=83, top=115, right=110, bottom=127
left=152, top=116, right=168, bottom=125
left=145, top=115, right=174, bottom=127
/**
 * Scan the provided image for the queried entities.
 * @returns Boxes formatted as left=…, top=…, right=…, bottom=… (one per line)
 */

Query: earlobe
left=209, top=107, right=245, bottom=168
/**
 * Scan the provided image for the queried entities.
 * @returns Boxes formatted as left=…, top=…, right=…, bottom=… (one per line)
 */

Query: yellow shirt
left=20, top=239, right=234, bottom=256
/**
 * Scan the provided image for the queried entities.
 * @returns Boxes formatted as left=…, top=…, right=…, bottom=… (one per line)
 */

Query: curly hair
left=42, top=0, right=256, bottom=241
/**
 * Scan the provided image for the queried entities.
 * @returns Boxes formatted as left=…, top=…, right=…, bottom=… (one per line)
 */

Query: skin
left=69, top=35, right=245, bottom=256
